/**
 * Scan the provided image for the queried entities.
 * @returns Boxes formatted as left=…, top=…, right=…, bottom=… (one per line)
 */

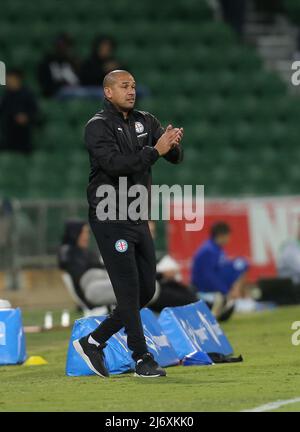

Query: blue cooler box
left=0, top=308, right=27, bottom=365
left=66, top=308, right=179, bottom=376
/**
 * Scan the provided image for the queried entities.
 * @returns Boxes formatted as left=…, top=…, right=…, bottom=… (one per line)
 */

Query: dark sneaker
left=134, top=353, right=166, bottom=378
left=73, top=335, right=109, bottom=378
left=211, top=294, right=235, bottom=322
left=217, top=299, right=235, bottom=322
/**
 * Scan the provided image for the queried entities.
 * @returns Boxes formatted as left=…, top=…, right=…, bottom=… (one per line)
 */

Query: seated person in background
left=58, top=219, right=115, bottom=314
left=256, top=232, right=300, bottom=305
left=0, top=68, right=39, bottom=154
left=147, top=221, right=198, bottom=313
left=149, top=254, right=198, bottom=313
left=191, top=222, right=249, bottom=321
left=38, top=33, right=80, bottom=98
left=80, top=35, right=121, bottom=86
left=277, top=229, right=300, bottom=286
left=80, top=35, right=149, bottom=98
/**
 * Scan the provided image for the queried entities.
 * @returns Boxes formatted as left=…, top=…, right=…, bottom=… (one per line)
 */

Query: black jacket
left=38, top=54, right=80, bottom=97
left=85, top=99, right=183, bottom=222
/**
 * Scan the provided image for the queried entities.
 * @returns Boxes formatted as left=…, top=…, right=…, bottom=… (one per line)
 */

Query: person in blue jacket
left=191, top=222, right=249, bottom=320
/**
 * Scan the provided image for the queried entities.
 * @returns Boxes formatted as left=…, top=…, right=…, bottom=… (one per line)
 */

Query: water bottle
left=44, top=311, right=53, bottom=330
left=61, top=310, right=70, bottom=328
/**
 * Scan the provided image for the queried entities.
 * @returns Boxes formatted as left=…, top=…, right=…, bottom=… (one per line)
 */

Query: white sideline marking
left=242, top=397, right=300, bottom=412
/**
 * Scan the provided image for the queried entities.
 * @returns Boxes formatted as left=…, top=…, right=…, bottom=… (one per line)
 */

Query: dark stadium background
left=0, top=0, right=299, bottom=308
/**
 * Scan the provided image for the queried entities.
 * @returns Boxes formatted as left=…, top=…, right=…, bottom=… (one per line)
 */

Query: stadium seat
left=0, top=0, right=297, bottom=202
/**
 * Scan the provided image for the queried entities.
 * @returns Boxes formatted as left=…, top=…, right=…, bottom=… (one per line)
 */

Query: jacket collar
left=103, top=98, right=134, bottom=120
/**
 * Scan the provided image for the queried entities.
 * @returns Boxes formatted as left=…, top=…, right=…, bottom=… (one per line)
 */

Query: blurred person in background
left=38, top=33, right=81, bottom=98
left=58, top=220, right=115, bottom=314
left=80, top=35, right=121, bottom=87
left=191, top=222, right=249, bottom=321
left=0, top=68, right=39, bottom=154
left=79, top=36, right=149, bottom=99
left=218, top=0, right=246, bottom=39
left=277, top=224, right=300, bottom=289
left=147, top=221, right=198, bottom=313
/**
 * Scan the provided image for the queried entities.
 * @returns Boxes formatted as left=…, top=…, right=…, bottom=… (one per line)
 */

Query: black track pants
left=89, top=220, right=156, bottom=361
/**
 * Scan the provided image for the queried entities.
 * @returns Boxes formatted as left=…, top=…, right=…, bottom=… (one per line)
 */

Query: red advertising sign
left=168, top=196, right=300, bottom=284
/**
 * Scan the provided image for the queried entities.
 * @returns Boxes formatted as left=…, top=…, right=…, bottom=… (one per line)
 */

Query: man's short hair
left=210, top=222, right=231, bottom=239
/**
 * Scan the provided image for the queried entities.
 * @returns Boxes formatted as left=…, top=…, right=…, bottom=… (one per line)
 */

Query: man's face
left=98, top=40, right=113, bottom=59
left=77, top=224, right=90, bottom=249
left=104, top=73, right=136, bottom=112
left=6, top=74, right=22, bottom=91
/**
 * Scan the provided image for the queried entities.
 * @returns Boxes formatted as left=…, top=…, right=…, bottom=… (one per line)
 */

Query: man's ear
left=104, top=86, right=112, bottom=99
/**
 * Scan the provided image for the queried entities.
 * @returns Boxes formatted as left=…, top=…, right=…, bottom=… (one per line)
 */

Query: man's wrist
left=143, top=145, right=160, bottom=163
left=152, top=147, right=160, bottom=158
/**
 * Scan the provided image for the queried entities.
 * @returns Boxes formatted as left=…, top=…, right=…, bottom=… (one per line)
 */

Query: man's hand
left=154, top=124, right=184, bottom=156
left=168, top=124, right=184, bottom=148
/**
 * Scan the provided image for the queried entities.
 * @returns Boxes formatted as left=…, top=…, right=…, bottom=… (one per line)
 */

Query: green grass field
left=1, top=306, right=300, bottom=412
